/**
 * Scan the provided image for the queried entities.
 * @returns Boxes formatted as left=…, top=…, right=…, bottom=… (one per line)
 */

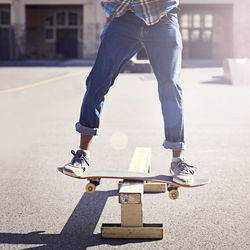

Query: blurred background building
left=0, top=0, right=249, bottom=60
left=0, top=0, right=106, bottom=60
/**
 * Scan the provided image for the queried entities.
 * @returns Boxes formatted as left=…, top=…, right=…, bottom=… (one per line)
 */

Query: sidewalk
left=0, top=59, right=95, bottom=67
left=0, top=59, right=222, bottom=68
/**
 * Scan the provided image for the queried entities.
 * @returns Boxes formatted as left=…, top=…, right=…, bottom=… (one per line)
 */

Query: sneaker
left=63, top=149, right=90, bottom=177
left=170, top=159, right=195, bottom=185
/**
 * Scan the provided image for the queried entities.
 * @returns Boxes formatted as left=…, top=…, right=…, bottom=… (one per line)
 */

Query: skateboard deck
left=57, top=168, right=210, bottom=199
left=57, top=168, right=209, bottom=187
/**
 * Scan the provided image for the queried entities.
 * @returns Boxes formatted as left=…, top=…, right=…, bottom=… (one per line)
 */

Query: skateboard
left=57, top=168, right=210, bottom=200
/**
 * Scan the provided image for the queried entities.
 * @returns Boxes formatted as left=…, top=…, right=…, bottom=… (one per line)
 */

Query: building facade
left=180, top=0, right=250, bottom=59
left=0, top=0, right=106, bottom=60
left=0, top=0, right=249, bottom=60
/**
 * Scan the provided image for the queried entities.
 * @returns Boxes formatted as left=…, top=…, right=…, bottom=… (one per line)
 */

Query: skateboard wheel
left=85, top=183, right=96, bottom=194
left=169, top=189, right=179, bottom=200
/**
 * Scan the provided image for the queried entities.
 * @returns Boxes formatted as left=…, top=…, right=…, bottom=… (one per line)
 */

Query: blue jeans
left=76, top=11, right=184, bottom=151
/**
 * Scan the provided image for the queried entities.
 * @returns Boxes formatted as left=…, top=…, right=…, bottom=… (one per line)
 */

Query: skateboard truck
left=85, top=179, right=180, bottom=200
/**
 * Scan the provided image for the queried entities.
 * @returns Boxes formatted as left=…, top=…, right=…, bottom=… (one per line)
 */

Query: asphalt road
left=0, top=65, right=250, bottom=249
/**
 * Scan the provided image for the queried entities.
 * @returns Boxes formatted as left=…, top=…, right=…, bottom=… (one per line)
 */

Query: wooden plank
left=144, top=183, right=166, bottom=193
left=118, top=147, right=166, bottom=195
left=102, top=147, right=165, bottom=239
left=118, top=148, right=151, bottom=205
left=118, top=148, right=150, bottom=232
left=128, top=147, right=151, bottom=173
left=101, top=223, right=163, bottom=239
left=121, top=204, right=142, bottom=227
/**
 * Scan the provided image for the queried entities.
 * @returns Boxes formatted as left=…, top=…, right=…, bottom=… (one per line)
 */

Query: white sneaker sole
left=63, top=167, right=84, bottom=177
left=173, top=176, right=194, bottom=185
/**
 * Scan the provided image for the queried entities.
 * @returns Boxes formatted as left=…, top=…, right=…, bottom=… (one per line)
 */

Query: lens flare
left=109, top=131, right=128, bottom=150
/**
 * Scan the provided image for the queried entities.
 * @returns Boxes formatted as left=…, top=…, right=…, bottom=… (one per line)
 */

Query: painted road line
left=0, top=71, right=82, bottom=94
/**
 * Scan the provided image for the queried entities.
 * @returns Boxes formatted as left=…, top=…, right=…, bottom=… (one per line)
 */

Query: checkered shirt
left=101, top=0, right=179, bottom=25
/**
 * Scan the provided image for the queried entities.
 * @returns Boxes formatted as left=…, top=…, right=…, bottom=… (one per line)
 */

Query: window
left=181, top=14, right=189, bottom=28
left=0, top=11, right=10, bottom=25
left=44, top=11, right=83, bottom=42
left=202, top=30, right=212, bottom=42
left=191, top=30, right=200, bottom=41
left=181, top=29, right=189, bottom=41
left=180, top=13, right=214, bottom=43
left=45, top=16, right=54, bottom=26
left=193, top=14, right=200, bottom=28
left=56, top=12, right=66, bottom=26
left=69, top=12, right=78, bottom=25
left=204, top=14, right=213, bottom=28
left=45, top=29, right=54, bottom=40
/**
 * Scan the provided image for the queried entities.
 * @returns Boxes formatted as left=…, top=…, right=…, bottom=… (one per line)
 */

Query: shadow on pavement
left=182, top=59, right=223, bottom=68
left=200, top=75, right=230, bottom=85
left=0, top=190, right=158, bottom=249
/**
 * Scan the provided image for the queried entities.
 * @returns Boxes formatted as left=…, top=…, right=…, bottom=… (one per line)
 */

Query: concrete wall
left=232, top=0, right=250, bottom=58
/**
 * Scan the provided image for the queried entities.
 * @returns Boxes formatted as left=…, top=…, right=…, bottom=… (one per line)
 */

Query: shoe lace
left=71, top=150, right=89, bottom=166
left=177, top=161, right=196, bottom=175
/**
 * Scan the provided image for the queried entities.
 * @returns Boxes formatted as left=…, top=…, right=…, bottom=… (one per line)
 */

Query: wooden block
left=103, top=147, right=165, bottom=239
left=121, top=204, right=143, bottom=227
left=101, top=223, right=163, bottom=239
left=119, top=181, right=144, bottom=204
left=144, top=183, right=166, bottom=193
left=224, top=58, right=250, bottom=85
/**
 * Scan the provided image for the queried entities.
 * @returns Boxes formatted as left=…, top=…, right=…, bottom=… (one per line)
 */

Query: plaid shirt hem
left=101, top=0, right=179, bottom=25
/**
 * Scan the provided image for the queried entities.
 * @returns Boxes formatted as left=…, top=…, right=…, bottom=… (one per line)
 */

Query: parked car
left=121, top=48, right=152, bottom=73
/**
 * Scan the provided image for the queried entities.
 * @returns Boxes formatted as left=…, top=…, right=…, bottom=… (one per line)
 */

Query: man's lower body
left=63, top=11, right=195, bottom=184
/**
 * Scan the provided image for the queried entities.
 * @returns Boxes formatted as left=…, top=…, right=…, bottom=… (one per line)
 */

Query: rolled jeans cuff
left=163, top=140, right=185, bottom=151
left=75, top=122, right=98, bottom=136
